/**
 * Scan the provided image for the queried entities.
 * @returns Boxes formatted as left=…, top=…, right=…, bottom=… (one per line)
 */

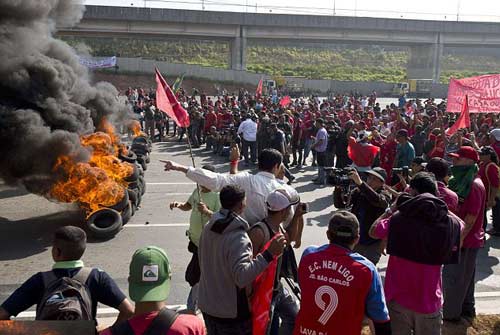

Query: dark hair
left=258, top=149, right=283, bottom=172
left=53, top=226, right=87, bottom=261
left=316, top=118, right=325, bottom=125
left=328, top=210, right=359, bottom=247
left=409, top=172, right=438, bottom=196
left=201, top=164, right=216, bottom=173
left=220, top=185, right=245, bottom=210
left=479, top=146, right=499, bottom=164
left=426, top=157, right=449, bottom=181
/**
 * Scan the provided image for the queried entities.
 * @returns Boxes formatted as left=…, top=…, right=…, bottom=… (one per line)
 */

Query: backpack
left=110, top=307, right=179, bottom=335
left=36, top=267, right=93, bottom=320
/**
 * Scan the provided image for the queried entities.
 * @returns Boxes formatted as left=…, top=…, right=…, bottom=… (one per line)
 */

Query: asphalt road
left=1, top=138, right=499, bottom=320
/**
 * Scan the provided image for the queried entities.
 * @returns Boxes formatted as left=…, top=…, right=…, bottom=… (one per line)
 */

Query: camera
left=392, top=166, right=409, bottom=177
left=325, top=167, right=354, bottom=187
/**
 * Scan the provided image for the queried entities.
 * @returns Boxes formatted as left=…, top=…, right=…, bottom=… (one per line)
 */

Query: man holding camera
left=334, top=167, right=391, bottom=265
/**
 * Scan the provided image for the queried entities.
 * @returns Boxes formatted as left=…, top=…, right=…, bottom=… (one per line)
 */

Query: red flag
left=446, top=95, right=470, bottom=136
left=279, top=96, right=291, bottom=107
left=155, top=67, right=190, bottom=127
left=250, top=237, right=278, bottom=335
left=256, top=78, right=263, bottom=98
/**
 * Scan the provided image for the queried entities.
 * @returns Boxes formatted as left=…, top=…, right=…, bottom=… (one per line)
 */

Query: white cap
left=357, top=130, right=371, bottom=142
left=491, top=128, right=500, bottom=142
left=266, top=189, right=299, bottom=212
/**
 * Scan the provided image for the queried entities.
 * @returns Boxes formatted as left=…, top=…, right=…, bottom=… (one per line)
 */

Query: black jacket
left=387, top=193, right=461, bottom=265
left=334, top=182, right=390, bottom=245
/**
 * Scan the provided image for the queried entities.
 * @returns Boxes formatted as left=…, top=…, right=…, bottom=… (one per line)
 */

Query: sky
left=84, top=0, right=500, bottom=22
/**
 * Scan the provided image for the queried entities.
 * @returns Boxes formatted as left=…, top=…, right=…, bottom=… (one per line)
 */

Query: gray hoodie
left=197, top=209, right=273, bottom=319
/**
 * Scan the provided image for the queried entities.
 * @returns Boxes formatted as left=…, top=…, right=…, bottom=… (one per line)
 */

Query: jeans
left=493, top=198, right=500, bottom=231
left=388, top=301, right=441, bottom=335
left=187, top=283, right=199, bottom=312
left=443, top=247, right=479, bottom=319
left=316, top=151, right=327, bottom=183
left=303, top=138, right=313, bottom=164
left=242, top=139, right=257, bottom=163
left=203, top=313, right=252, bottom=335
left=270, top=285, right=299, bottom=335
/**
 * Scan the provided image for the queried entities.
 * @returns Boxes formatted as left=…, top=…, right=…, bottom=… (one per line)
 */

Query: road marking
left=147, top=182, right=195, bottom=185
left=16, top=305, right=187, bottom=319
left=475, top=291, right=500, bottom=298
left=125, top=223, right=189, bottom=227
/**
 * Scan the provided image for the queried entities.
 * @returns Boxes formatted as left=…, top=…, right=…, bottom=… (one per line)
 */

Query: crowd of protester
left=1, top=86, right=500, bottom=335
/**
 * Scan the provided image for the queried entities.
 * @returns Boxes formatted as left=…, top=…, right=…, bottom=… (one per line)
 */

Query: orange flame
left=128, top=120, right=145, bottom=137
left=50, top=121, right=134, bottom=213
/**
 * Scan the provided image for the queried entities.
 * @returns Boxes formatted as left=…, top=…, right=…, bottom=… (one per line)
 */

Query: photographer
left=333, top=168, right=391, bottom=265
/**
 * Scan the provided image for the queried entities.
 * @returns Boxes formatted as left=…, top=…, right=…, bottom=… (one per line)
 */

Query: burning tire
left=124, top=165, right=139, bottom=182
left=87, top=208, right=123, bottom=239
left=127, top=188, right=139, bottom=207
left=138, top=176, right=146, bottom=196
left=108, top=189, right=129, bottom=212
left=121, top=201, right=133, bottom=225
left=119, top=151, right=137, bottom=164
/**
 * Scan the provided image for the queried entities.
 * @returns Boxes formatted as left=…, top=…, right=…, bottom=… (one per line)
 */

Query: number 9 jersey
left=293, top=244, right=390, bottom=335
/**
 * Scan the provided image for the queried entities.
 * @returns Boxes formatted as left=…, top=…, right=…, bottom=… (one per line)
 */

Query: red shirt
left=294, top=244, right=389, bottom=335
left=216, top=113, right=232, bottom=129
left=204, top=112, right=217, bottom=131
left=101, top=312, right=205, bottom=335
left=479, top=162, right=500, bottom=201
left=459, top=177, right=486, bottom=248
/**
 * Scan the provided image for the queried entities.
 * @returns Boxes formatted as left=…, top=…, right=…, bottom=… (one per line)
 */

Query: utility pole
left=202, top=0, right=205, bottom=10
left=456, top=0, right=461, bottom=21
left=333, top=0, right=336, bottom=15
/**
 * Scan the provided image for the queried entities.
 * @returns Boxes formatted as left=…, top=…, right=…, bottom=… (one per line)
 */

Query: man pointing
left=162, top=149, right=304, bottom=244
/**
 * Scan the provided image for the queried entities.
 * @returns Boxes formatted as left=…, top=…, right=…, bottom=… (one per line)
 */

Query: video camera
left=325, top=167, right=354, bottom=187
left=392, top=166, right=409, bottom=177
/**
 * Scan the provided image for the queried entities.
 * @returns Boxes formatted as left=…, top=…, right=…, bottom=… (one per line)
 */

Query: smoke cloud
left=0, top=0, right=130, bottom=195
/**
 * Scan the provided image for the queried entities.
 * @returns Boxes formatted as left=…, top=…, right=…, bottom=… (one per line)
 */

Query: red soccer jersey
left=293, top=244, right=389, bottom=335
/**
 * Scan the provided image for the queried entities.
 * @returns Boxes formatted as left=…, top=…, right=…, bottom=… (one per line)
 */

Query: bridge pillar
left=407, top=34, right=442, bottom=83
left=230, top=26, right=247, bottom=70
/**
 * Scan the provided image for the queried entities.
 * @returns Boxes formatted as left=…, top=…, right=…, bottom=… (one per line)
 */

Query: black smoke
left=0, top=0, right=130, bottom=195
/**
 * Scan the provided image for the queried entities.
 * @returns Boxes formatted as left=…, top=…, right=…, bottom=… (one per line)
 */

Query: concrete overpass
left=58, top=5, right=500, bottom=82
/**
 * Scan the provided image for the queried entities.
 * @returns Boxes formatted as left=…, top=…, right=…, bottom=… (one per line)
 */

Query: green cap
left=129, top=246, right=171, bottom=303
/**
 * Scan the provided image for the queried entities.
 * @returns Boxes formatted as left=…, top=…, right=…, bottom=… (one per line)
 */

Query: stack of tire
left=129, top=135, right=152, bottom=171
left=87, top=142, right=150, bottom=239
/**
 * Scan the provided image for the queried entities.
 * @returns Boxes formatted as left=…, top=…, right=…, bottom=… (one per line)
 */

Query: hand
left=197, top=202, right=209, bottom=215
left=161, top=160, right=185, bottom=172
left=295, top=203, right=307, bottom=217
left=169, top=202, right=178, bottom=210
left=229, top=145, right=240, bottom=162
left=268, top=234, right=287, bottom=256
left=348, top=170, right=362, bottom=186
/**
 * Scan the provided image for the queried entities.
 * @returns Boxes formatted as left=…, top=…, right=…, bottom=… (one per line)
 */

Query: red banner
left=446, top=74, right=500, bottom=113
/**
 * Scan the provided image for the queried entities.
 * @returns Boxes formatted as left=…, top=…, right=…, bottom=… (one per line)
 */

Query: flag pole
left=185, top=126, right=201, bottom=199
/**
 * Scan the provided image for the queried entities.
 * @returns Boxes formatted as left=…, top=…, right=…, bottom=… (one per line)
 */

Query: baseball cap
left=129, top=246, right=172, bottom=303
left=490, top=128, right=500, bottom=142
left=328, top=211, right=359, bottom=238
left=365, top=167, right=387, bottom=183
left=266, top=189, right=300, bottom=212
left=447, top=146, right=479, bottom=163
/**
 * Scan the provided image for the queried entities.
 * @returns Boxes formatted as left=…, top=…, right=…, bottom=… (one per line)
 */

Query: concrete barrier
left=111, top=57, right=448, bottom=97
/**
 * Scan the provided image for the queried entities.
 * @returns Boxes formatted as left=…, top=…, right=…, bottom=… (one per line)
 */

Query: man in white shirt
left=162, top=149, right=304, bottom=245
left=238, top=114, right=258, bottom=166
